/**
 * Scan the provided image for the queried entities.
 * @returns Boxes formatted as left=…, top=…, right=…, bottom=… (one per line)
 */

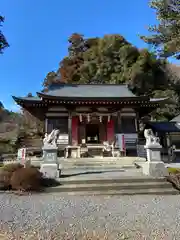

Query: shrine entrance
left=78, top=116, right=107, bottom=144
left=86, top=124, right=100, bottom=144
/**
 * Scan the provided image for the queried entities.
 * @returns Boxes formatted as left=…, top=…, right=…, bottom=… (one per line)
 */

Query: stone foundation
left=40, top=163, right=60, bottom=178
left=142, top=161, right=168, bottom=178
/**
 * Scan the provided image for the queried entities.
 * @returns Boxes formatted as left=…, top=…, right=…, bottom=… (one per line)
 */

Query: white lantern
left=87, top=114, right=90, bottom=122
left=99, top=115, right=102, bottom=122
left=79, top=114, right=82, bottom=122
left=108, top=115, right=111, bottom=122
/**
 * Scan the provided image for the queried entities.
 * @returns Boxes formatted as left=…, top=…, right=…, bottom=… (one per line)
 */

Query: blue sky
left=0, top=0, right=170, bottom=111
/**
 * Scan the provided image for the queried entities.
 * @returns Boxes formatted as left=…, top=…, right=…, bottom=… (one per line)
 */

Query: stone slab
left=40, top=163, right=60, bottom=179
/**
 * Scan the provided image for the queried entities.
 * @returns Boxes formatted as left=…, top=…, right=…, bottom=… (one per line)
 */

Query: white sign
left=57, top=134, right=69, bottom=145
left=116, top=134, right=126, bottom=152
left=17, top=148, right=26, bottom=164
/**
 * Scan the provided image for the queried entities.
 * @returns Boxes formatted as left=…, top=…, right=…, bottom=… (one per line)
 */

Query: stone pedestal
left=40, top=163, right=60, bottom=179
left=40, top=145, right=61, bottom=179
left=142, top=143, right=168, bottom=177
left=142, top=161, right=168, bottom=177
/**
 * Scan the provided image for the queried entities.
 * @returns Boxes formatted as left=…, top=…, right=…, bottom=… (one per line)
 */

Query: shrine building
left=12, top=83, right=168, bottom=151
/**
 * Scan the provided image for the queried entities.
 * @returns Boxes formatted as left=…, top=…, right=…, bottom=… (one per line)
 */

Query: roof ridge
left=49, top=83, right=128, bottom=86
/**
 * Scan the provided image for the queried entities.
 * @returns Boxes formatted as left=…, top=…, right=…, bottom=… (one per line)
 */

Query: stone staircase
left=48, top=174, right=179, bottom=196
left=4, top=156, right=178, bottom=196
left=60, top=157, right=143, bottom=169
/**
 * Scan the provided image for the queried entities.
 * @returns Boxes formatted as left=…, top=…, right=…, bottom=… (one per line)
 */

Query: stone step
left=56, top=181, right=173, bottom=192
left=22, top=159, right=142, bottom=168
left=61, top=160, right=138, bottom=165
left=62, top=162, right=135, bottom=166
left=59, top=176, right=167, bottom=185
left=61, top=165, right=135, bottom=170
left=47, top=187, right=179, bottom=196
left=60, top=157, right=143, bottom=165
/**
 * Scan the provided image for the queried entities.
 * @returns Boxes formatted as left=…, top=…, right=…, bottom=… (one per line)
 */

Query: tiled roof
left=38, top=84, right=136, bottom=98
left=12, top=84, right=169, bottom=104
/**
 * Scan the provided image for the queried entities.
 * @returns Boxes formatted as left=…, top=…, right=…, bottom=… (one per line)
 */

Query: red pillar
left=107, top=119, right=114, bottom=144
left=72, top=116, right=78, bottom=145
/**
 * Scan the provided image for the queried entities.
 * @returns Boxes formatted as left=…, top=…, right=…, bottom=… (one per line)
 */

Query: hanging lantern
left=79, top=114, right=82, bottom=122
left=87, top=114, right=90, bottom=122
left=108, top=115, right=111, bottom=122
left=99, top=115, right=102, bottom=122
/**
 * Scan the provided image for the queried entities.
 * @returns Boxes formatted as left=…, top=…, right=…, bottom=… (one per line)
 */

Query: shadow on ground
left=60, top=169, right=125, bottom=178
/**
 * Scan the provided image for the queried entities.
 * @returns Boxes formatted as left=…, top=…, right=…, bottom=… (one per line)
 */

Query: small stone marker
left=40, top=145, right=61, bottom=179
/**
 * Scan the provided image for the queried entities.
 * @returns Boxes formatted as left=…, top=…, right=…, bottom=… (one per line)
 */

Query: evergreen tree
left=141, top=0, right=180, bottom=59
left=0, top=16, right=9, bottom=54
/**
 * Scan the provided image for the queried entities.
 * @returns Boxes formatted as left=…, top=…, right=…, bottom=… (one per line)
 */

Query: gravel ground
left=0, top=193, right=180, bottom=239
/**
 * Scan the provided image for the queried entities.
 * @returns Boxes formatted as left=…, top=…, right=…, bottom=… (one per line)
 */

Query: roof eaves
left=12, top=96, right=42, bottom=102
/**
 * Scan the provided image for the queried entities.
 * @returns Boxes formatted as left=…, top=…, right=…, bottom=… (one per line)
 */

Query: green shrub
left=11, top=167, right=43, bottom=192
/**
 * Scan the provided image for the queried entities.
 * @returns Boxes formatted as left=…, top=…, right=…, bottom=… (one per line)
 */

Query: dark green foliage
left=45, top=33, right=169, bottom=93
left=141, top=0, right=180, bottom=59
left=0, top=16, right=9, bottom=54
left=152, top=89, right=180, bottom=120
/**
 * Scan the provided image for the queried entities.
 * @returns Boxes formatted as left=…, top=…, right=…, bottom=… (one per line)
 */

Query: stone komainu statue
left=43, top=129, right=60, bottom=147
left=144, top=128, right=160, bottom=146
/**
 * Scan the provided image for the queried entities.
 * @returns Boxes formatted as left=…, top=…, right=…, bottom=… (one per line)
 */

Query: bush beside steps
left=167, top=167, right=180, bottom=191
left=0, top=163, right=60, bottom=193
